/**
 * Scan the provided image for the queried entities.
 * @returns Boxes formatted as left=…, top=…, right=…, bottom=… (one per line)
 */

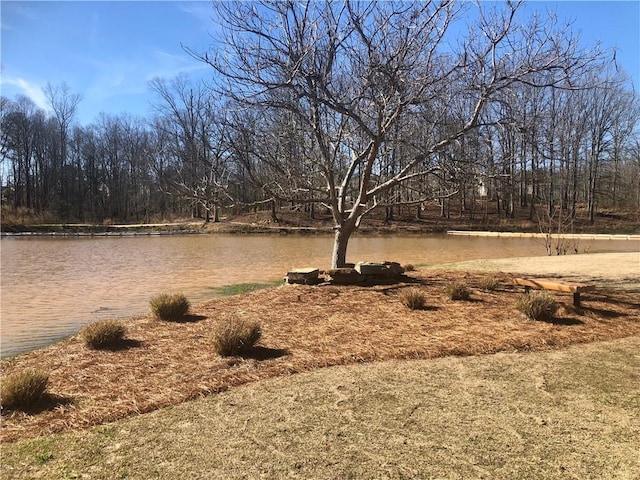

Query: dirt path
left=432, top=251, right=640, bottom=292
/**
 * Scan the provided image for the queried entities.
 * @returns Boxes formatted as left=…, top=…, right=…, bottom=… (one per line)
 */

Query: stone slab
left=355, top=261, right=404, bottom=277
left=286, top=268, right=319, bottom=285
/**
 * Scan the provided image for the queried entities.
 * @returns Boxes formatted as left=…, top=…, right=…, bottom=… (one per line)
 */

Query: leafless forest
left=2, top=2, right=638, bottom=264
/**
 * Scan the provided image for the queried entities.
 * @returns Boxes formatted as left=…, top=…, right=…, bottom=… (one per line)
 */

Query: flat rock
left=325, top=268, right=362, bottom=285
left=286, top=268, right=320, bottom=285
left=355, top=261, right=404, bottom=277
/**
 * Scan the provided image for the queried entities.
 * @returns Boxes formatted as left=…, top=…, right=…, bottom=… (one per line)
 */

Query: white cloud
left=0, top=76, right=50, bottom=112
left=177, top=3, right=214, bottom=23
left=83, top=48, right=208, bottom=104
left=145, top=50, right=209, bottom=81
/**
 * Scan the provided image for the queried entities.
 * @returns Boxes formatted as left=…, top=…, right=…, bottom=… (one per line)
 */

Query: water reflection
left=1, top=233, right=636, bottom=358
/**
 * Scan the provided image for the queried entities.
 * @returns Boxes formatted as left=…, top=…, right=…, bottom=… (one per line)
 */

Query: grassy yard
left=2, top=337, right=638, bottom=479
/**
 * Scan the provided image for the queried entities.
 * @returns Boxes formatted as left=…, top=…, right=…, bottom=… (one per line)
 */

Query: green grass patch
left=212, top=280, right=281, bottom=297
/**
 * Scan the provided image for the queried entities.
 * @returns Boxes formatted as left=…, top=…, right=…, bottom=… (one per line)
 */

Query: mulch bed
left=1, top=270, right=639, bottom=442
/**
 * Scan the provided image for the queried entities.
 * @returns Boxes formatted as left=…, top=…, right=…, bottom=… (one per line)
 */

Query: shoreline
left=0, top=230, right=204, bottom=238
left=2, top=251, right=638, bottom=361
left=447, top=230, right=640, bottom=240
left=2, top=264, right=638, bottom=444
left=3, top=225, right=640, bottom=238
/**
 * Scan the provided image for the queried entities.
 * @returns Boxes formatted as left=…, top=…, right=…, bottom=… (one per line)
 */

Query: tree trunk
left=270, top=199, right=278, bottom=223
left=331, top=226, right=353, bottom=269
left=385, top=205, right=394, bottom=222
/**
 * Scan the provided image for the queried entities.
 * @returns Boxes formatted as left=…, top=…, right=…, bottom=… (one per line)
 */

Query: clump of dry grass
left=212, top=316, right=262, bottom=356
left=81, top=320, right=126, bottom=349
left=478, top=275, right=501, bottom=291
left=1, top=369, right=49, bottom=411
left=447, top=281, right=471, bottom=301
left=150, top=293, right=190, bottom=321
left=516, top=292, right=559, bottom=321
left=399, top=287, right=426, bottom=310
left=403, top=264, right=416, bottom=272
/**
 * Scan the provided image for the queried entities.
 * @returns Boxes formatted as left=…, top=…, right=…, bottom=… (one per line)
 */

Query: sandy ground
left=433, top=251, right=640, bottom=292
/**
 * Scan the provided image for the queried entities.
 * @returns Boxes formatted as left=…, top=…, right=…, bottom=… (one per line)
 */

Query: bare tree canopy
left=189, top=0, right=608, bottom=267
left=149, top=75, right=230, bottom=222
left=2, top=1, right=637, bottom=250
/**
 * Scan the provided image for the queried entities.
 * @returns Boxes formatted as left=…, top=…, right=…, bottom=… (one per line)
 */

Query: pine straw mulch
left=1, top=270, right=639, bottom=443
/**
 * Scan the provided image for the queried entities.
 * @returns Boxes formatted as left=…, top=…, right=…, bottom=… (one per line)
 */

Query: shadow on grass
left=553, top=316, right=585, bottom=326
left=362, top=275, right=422, bottom=287
left=1, top=393, right=75, bottom=416
left=581, top=306, right=627, bottom=319
left=242, top=346, right=290, bottom=361
left=99, top=338, right=144, bottom=352
left=412, top=305, right=439, bottom=312
left=163, top=314, right=208, bottom=324
left=587, top=293, right=640, bottom=310
left=449, top=297, right=483, bottom=303
left=544, top=316, right=585, bottom=326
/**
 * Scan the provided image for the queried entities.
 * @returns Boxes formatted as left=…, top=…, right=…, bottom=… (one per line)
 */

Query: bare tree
left=149, top=75, right=230, bottom=222
left=189, top=0, right=605, bottom=267
left=43, top=82, right=83, bottom=217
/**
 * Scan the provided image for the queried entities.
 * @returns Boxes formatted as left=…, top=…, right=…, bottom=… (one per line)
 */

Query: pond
left=1, top=233, right=637, bottom=358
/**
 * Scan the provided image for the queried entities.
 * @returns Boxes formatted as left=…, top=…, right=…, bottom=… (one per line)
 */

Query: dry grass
left=1, top=370, right=49, bottom=411
left=398, top=287, right=427, bottom=310
left=478, top=274, right=501, bottom=291
left=149, top=293, right=190, bottom=321
left=516, top=291, right=559, bottom=321
left=81, top=320, right=126, bottom=350
left=447, top=281, right=472, bottom=300
left=212, top=316, right=262, bottom=356
left=1, top=270, right=639, bottom=443
left=2, top=337, right=639, bottom=479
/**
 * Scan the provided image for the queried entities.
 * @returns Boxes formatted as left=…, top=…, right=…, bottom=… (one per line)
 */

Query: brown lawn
left=1, top=269, right=639, bottom=443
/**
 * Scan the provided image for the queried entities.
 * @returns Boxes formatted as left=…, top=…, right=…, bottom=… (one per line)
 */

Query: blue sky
left=1, top=1, right=639, bottom=126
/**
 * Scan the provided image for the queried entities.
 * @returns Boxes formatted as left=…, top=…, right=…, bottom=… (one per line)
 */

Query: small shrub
left=213, top=316, right=262, bottom=356
left=150, top=293, right=190, bottom=321
left=403, top=264, right=416, bottom=272
left=399, top=287, right=426, bottom=310
left=81, top=320, right=126, bottom=349
left=1, top=369, right=49, bottom=410
left=447, top=281, right=471, bottom=301
left=516, top=292, right=559, bottom=321
left=479, top=275, right=501, bottom=291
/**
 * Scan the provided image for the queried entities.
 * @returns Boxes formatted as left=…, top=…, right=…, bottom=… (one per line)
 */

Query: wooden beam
left=513, top=277, right=595, bottom=308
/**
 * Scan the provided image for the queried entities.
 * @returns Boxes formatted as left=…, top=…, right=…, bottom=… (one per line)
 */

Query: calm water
left=1, top=233, right=637, bottom=358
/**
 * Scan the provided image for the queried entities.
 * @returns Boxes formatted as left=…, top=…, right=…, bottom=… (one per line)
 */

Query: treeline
left=1, top=20, right=639, bottom=226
